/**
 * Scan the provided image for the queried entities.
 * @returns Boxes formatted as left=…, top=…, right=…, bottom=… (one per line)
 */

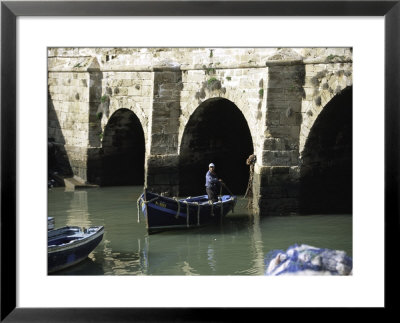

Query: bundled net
left=264, top=244, right=353, bottom=276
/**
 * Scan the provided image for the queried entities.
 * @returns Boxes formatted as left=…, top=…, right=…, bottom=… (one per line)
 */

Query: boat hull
left=48, top=226, right=104, bottom=273
left=139, top=191, right=236, bottom=233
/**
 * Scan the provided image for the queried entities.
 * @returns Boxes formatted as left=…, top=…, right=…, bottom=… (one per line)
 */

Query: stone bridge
left=48, top=47, right=353, bottom=215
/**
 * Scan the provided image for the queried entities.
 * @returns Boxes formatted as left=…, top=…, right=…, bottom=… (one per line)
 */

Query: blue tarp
left=264, top=244, right=352, bottom=276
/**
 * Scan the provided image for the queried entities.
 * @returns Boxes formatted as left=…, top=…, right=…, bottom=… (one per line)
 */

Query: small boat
left=48, top=225, right=104, bottom=273
left=138, top=189, right=237, bottom=234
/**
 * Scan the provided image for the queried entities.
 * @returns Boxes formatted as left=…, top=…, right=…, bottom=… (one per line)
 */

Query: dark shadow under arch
left=179, top=98, right=253, bottom=196
left=101, top=109, right=145, bottom=186
left=299, top=86, right=352, bottom=214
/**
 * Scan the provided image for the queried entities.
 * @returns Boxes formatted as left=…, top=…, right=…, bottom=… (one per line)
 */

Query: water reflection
left=207, top=246, right=216, bottom=272
left=251, top=213, right=265, bottom=275
left=181, top=261, right=199, bottom=275
left=66, top=190, right=91, bottom=227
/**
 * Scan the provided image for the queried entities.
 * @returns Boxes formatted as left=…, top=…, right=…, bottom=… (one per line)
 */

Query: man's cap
left=209, top=163, right=215, bottom=167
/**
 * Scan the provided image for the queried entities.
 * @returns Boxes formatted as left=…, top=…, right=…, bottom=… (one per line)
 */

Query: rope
left=136, top=192, right=158, bottom=223
left=136, top=194, right=158, bottom=223
left=142, top=197, right=158, bottom=204
left=221, top=182, right=234, bottom=196
left=137, top=194, right=158, bottom=223
left=137, top=196, right=143, bottom=223
left=173, top=197, right=180, bottom=218
left=244, top=154, right=256, bottom=208
left=183, top=201, right=189, bottom=227
left=230, top=196, right=235, bottom=213
left=195, top=202, right=200, bottom=226
left=244, top=164, right=254, bottom=199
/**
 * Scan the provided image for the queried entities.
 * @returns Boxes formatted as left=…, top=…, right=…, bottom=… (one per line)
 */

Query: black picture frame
left=1, top=1, right=398, bottom=321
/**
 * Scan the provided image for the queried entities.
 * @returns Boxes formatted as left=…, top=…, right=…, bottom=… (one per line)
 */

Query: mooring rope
left=136, top=196, right=143, bottom=223
left=143, top=197, right=159, bottom=204
left=244, top=154, right=257, bottom=209
left=173, top=197, right=181, bottom=218
left=230, top=196, right=236, bottom=213
left=137, top=196, right=142, bottom=223
left=137, top=196, right=159, bottom=223
left=195, top=202, right=200, bottom=226
left=183, top=200, right=190, bottom=227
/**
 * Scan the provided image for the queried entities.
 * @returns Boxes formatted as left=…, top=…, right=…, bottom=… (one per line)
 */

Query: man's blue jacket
left=205, top=170, right=219, bottom=188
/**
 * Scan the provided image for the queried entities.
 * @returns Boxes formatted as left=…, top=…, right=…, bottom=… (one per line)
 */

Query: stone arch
left=299, top=86, right=352, bottom=213
left=100, top=108, right=145, bottom=186
left=179, top=98, right=254, bottom=196
left=300, top=65, right=353, bottom=154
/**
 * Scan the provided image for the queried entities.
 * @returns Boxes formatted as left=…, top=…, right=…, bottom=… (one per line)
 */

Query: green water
left=48, top=186, right=352, bottom=275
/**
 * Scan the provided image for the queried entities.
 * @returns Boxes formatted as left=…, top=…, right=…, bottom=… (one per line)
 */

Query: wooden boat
left=48, top=225, right=104, bottom=273
left=138, top=190, right=237, bottom=234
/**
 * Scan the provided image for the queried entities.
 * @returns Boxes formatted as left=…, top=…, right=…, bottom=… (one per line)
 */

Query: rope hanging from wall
left=244, top=154, right=256, bottom=209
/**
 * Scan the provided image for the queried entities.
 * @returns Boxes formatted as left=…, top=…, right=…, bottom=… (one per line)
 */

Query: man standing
left=205, top=163, right=222, bottom=202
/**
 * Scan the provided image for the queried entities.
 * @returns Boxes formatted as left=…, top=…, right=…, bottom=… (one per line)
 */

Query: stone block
left=266, top=111, right=281, bottom=126
left=48, top=78, right=57, bottom=86
left=263, top=138, right=285, bottom=150
left=154, top=173, right=172, bottom=185
left=279, top=111, right=302, bottom=126
left=147, top=154, right=179, bottom=168
left=186, top=73, right=206, bottom=83
left=114, top=87, right=129, bottom=96
left=140, top=85, right=153, bottom=97
left=128, top=86, right=142, bottom=96
left=284, top=87, right=305, bottom=100
left=135, top=72, right=152, bottom=80
left=150, top=134, right=178, bottom=154
left=266, top=88, right=285, bottom=100
left=259, top=185, right=287, bottom=198
left=266, top=125, right=288, bottom=137
left=270, top=166, right=290, bottom=174
left=267, top=78, right=291, bottom=89
left=154, top=71, right=180, bottom=84
left=261, top=149, right=299, bottom=166
left=119, top=78, right=137, bottom=87
left=257, top=197, right=299, bottom=216
left=239, top=78, right=258, bottom=88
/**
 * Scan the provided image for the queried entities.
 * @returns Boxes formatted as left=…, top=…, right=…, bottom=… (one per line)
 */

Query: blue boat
left=48, top=226, right=104, bottom=273
left=138, top=190, right=237, bottom=234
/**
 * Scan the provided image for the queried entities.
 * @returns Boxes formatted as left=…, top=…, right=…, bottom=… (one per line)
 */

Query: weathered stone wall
left=300, top=60, right=353, bottom=154
left=97, top=70, right=153, bottom=185
left=251, top=48, right=353, bottom=215
left=48, top=47, right=352, bottom=214
left=179, top=66, right=267, bottom=158
left=146, top=67, right=182, bottom=194
left=48, top=56, right=101, bottom=180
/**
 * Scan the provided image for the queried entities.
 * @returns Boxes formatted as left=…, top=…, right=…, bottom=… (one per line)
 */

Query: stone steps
left=50, top=172, right=98, bottom=191
left=64, top=176, right=98, bottom=191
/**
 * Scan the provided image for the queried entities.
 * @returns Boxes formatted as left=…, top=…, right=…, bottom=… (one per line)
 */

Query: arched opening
left=179, top=98, right=253, bottom=196
left=101, top=109, right=145, bottom=186
left=299, top=86, right=352, bottom=214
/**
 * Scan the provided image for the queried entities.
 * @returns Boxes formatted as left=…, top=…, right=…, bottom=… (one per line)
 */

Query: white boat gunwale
left=48, top=226, right=104, bottom=253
